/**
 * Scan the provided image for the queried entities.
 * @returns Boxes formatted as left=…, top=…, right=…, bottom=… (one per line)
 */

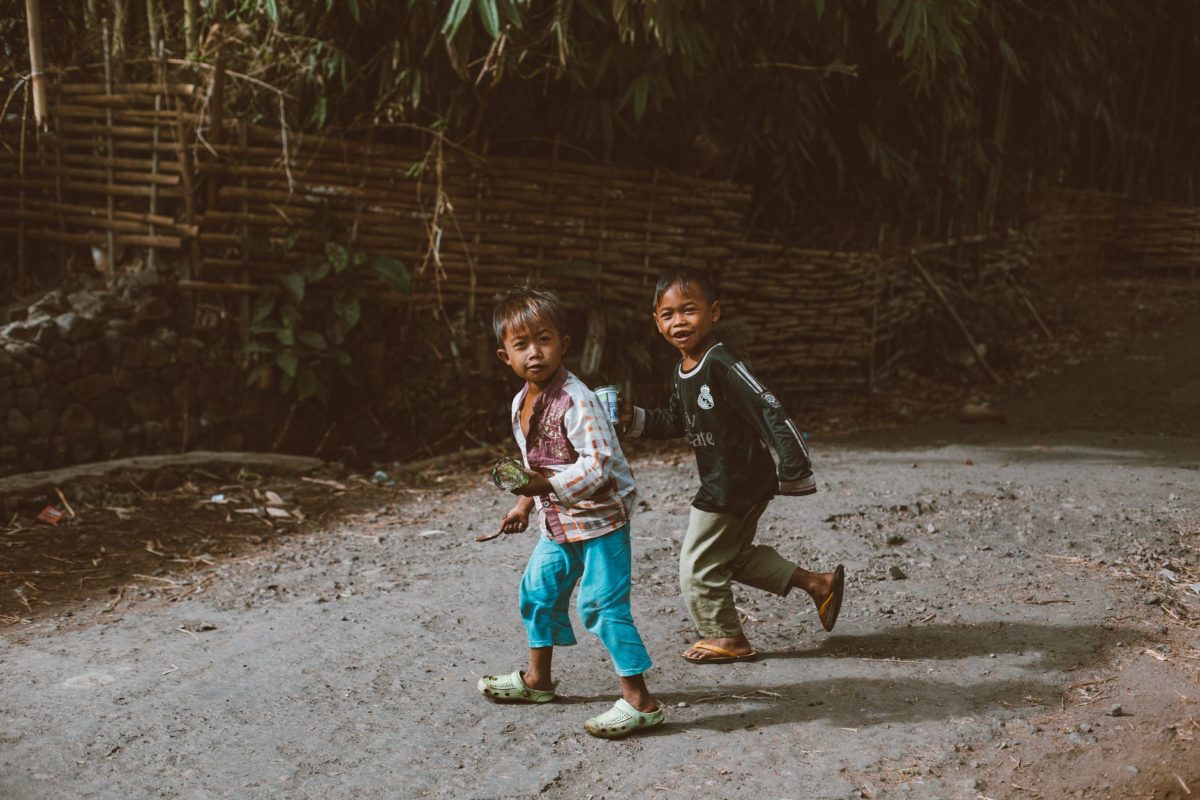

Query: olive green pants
left=679, top=500, right=797, bottom=639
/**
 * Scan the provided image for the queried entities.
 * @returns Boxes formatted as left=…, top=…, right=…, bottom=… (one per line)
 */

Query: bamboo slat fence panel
left=1, top=67, right=1051, bottom=402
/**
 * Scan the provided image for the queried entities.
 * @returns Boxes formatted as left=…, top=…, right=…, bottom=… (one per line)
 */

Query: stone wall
left=0, top=278, right=253, bottom=477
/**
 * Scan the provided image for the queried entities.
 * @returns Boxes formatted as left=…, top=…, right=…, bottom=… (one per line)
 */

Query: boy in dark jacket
left=622, top=269, right=844, bottom=663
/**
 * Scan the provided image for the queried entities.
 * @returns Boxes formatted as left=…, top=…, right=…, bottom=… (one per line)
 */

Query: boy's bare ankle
left=521, top=670, right=554, bottom=691
left=622, top=689, right=658, bottom=713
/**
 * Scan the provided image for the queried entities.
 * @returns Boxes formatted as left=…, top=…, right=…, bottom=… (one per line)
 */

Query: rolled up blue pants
left=518, top=524, right=653, bottom=678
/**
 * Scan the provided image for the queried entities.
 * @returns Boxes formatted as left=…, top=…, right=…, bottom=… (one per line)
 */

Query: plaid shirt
left=510, top=367, right=637, bottom=543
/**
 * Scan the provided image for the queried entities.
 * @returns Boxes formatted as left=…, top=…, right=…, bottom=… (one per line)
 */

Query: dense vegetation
left=7, top=1, right=1199, bottom=237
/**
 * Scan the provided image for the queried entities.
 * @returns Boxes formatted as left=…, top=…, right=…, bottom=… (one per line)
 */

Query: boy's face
left=654, top=281, right=720, bottom=357
left=496, top=321, right=570, bottom=388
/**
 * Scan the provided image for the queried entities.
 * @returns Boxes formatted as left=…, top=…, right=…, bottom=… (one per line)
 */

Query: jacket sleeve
left=626, top=383, right=685, bottom=440
left=546, top=392, right=616, bottom=508
left=719, top=359, right=816, bottom=494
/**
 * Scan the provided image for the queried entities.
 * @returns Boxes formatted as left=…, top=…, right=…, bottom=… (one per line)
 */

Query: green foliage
left=243, top=210, right=411, bottom=405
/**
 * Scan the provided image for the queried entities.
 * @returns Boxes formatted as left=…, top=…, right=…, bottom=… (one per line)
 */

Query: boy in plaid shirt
left=476, top=287, right=663, bottom=739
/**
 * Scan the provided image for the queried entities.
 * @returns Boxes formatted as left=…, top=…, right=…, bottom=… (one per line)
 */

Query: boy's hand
left=618, top=401, right=634, bottom=431
left=476, top=501, right=531, bottom=542
left=511, top=470, right=554, bottom=498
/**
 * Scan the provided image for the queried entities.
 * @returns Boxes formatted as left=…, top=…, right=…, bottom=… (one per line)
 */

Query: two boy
left=478, top=274, right=843, bottom=737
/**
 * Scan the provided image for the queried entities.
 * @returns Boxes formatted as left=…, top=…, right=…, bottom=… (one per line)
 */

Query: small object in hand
left=492, top=457, right=530, bottom=491
left=594, top=384, right=621, bottom=426
left=474, top=529, right=505, bottom=543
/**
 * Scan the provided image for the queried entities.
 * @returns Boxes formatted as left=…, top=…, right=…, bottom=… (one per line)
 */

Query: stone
left=15, top=388, right=39, bottom=414
left=6, top=408, right=31, bottom=439
left=145, top=340, right=171, bottom=369
left=69, top=436, right=99, bottom=464
left=132, top=296, right=171, bottom=327
left=32, top=322, right=58, bottom=348
left=69, top=374, right=114, bottom=403
left=121, top=339, right=148, bottom=369
left=143, top=420, right=167, bottom=444
left=76, top=340, right=102, bottom=373
left=889, top=565, right=908, bottom=580
left=55, top=312, right=100, bottom=343
left=40, top=383, right=69, bottom=412
left=58, top=404, right=97, bottom=435
left=28, top=358, right=49, bottom=384
left=102, top=329, right=125, bottom=361
left=112, top=367, right=153, bottom=391
left=48, top=341, right=73, bottom=362
left=178, top=338, right=203, bottom=366
left=30, top=408, right=56, bottom=437
left=0, top=349, right=14, bottom=376
left=0, top=321, right=36, bottom=341
left=50, top=359, right=80, bottom=383
left=128, top=386, right=166, bottom=420
left=171, top=379, right=196, bottom=411
left=90, top=392, right=130, bottom=424
left=12, top=364, right=32, bottom=388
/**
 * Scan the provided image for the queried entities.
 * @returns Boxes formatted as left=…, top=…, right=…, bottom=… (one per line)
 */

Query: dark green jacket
left=630, top=342, right=815, bottom=516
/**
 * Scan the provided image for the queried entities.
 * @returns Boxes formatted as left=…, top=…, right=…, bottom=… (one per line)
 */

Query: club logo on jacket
left=697, top=384, right=715, bottom=410
left=762, top=392, right=781, bottom=408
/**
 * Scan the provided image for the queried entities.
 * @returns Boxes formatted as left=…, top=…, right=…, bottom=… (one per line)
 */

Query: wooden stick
left=177, top=279, right=257, bottom=294
left=1005, top=270, right=1053, bottom=340
left=911, top=256, right=1002, bottom=384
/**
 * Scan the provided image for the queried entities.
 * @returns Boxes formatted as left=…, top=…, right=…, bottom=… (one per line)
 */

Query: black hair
left=492, top=286, right=569, bottom=345
left=653, top=269, right=718, bottom=309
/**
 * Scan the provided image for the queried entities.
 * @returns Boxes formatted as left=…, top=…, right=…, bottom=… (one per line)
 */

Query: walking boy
left=477, top=286, right=664, bottom=738
left=622, top=269, right=845, bottom=663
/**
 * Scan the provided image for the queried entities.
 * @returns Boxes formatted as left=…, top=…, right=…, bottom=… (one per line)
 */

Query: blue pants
left=519, top=525, right=653, bottom=678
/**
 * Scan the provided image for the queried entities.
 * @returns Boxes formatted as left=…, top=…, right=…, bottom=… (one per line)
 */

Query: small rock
left=1143, top=593, right=1163, bottom=606
left=888, top=565, right=907, bottom=580
left=1105, top=704, right=1124, bottom=717
left=676, top=701, right=688, bottom=708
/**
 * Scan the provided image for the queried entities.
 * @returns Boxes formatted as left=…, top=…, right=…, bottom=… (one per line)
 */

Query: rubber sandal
left=682, top=641, right=760, bottom=664
left=817, top=564, right=845, bottom=632
left=477, top=670, right=556, bottom=703
left=584, top=698, right=665, bottom=739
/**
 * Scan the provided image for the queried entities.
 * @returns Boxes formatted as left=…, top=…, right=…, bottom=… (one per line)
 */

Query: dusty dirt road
left=1, top=280, right=1198, bottom=799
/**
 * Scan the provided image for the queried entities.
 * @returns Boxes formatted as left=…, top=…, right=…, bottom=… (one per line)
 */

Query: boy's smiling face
left=654, top=280, right=720, bottom=363
left=497, top=320, right=570, bottom=389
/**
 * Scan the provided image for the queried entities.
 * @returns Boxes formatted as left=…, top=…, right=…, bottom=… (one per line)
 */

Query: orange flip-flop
left=817, top=564, right=845, bottom=632
left=682, top=641, right=760, bottom=664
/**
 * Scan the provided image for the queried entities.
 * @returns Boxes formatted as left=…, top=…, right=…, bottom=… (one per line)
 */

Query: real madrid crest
left=697, top=384, right=715, bottom=410
left=762, top=392, right=781, bottom=408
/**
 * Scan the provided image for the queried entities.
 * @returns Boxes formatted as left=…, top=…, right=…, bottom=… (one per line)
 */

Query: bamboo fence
left=0, top=64, right=1086, bottom=400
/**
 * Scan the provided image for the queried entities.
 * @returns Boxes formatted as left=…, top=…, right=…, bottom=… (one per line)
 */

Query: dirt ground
left=1, top=278, right=1198, bottom=800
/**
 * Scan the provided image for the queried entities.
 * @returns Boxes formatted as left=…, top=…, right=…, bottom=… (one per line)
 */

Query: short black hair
left=492, top=286, right=569, bottom=345
left=653, top=269, right=717, bottom=309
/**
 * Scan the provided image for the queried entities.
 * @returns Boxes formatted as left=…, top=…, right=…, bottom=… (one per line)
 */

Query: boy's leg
left=726, top=501, right=798, bottom=597
left=574, top=526, right=657, bottom=711
left=519, top=536, right=584, bottom=688
left=678, top=506, right=752, bottom=641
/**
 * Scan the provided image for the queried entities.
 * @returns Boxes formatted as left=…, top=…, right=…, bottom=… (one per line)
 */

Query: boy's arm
left=720, top=360, right=816, bottom=495
left=626, top=384, right=685, bottom=440
left=543, top=393, right=619, bottom=508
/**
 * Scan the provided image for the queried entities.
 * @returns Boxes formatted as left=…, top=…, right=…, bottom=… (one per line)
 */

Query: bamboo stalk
left=911, top=256, right=1001, bottom=384
left=102, top=19, right=115, bottom=280
left=23, top=0, right=48, bottom=127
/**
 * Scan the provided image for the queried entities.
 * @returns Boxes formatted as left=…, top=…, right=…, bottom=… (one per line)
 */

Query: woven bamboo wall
left=1032, top=189, right=1200, bottom=278
left=2, top=69, right=1040, bottom=405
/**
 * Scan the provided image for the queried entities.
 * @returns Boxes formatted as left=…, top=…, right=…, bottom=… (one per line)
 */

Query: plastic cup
left=595, top=385, right=621, bottom=426
left=492, top=456, right=530, bottom=491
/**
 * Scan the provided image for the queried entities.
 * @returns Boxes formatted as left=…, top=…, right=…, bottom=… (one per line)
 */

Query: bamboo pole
left=23, top=0, right=48, bottom=128
left=147, top=40, right=164, bottom=273
left=17, top=81, right=29, bottom=284
left=102, top=19, right=115, bottom=281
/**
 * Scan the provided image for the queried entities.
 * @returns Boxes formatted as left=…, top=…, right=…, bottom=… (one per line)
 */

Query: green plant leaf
left=242, top=341, right=274, bottom=355
left=304, top=258, right=332, bottom=283
left=251, top=295, right=276, bottom=324
left=347, top=0, right=360, bottom=22
left=370, top=255, right=411, bottom=292
left=296, top=366, right=319, bottom=401
left=337, top=296, right=362, bottom=330
left=263, top=0, right=279, bottom=24
left=330, top=348, right=352, bottom=367
left=298, top=330, right=329, bottom=350
left=245, top=363, right=272, bottom=387
left=441, top=0, right=472, bottom=38
left=276, top=327, right=296, bottom=346
left=475, top=0, right=500, bottom=38
left=325, top=241, right=350, bottom=273
left=276, top=350, right=299, bottom=378
left=283, top=272, right=306, bottom=303
left=496, top=0, right=523, bottom=29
